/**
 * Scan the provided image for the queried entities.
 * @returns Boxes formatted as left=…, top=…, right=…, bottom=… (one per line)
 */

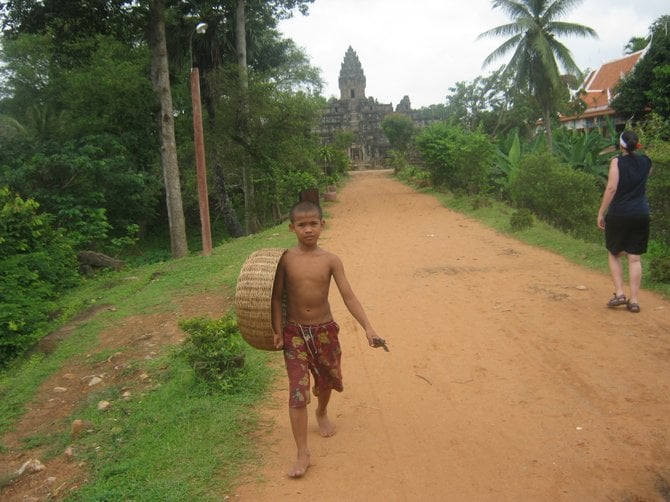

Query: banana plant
left=493, top=128, right=520, bottom=180
left=552, top=126, right=612, bottom=182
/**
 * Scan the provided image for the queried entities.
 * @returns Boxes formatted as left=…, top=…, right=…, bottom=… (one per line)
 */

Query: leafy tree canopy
left=381, top=113, right=415, bottom=154
left=612, top=15, right=670, bottom=120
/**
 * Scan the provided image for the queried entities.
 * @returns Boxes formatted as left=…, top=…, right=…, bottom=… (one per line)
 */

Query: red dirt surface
left=2, top=170, right=669, bottom=501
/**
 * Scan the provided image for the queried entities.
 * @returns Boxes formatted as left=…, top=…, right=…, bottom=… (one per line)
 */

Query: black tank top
left=608, top=153, right=652, bottom=216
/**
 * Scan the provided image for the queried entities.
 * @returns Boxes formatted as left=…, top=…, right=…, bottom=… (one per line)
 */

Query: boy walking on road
left=271, top=200, right=384, bottom=478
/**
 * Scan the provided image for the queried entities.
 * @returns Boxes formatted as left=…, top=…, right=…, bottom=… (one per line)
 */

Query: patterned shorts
left=283, top=320, right=343, bottom=408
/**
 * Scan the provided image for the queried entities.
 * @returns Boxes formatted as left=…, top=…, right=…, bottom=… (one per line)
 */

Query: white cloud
left=279, top=0, right=668, bottom=108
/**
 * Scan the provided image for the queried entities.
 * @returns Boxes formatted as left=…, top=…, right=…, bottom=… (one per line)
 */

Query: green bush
left=416, top=123, right=495, bottom=194
left=552, top=127, right=612, bottom=181
left=388, top=150, right=410, bottom=174
left=396, top=164, right=431, bottom=187
left=646, top=141, right=670, bottom=248
left=510, top=208, right=534, bottom=231
left=471, top=195, right=493, bottom=210
left=649, top=255, right=670, bottom=283
left=508, top=152, right=600, bottom=240
left=277, top=170, right=320, bottom=208
left=0, top=188, right=79, bottom=365
left=176, top=313, right=248, bottom=393
left=381, top=113, right=415, bottom=154
left=2, top=135, right=159, bottom=250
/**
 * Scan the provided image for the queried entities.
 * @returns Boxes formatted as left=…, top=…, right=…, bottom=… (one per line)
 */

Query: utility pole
left=190, top=22, right=213, bottom=256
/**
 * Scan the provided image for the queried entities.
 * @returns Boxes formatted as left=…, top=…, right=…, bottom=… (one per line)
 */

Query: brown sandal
left=627, top=302, right=640, bottom=313
left=607, top=293, right=627, bottom=308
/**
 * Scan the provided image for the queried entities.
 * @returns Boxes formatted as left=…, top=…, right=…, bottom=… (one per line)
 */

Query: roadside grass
left=0, top=224, right=295, bottom=498
left=68, top=350, right=277, bottom=500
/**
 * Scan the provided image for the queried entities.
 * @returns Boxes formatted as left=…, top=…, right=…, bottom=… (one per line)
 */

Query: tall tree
left=149, top=0, right=188, bottom=257
left=2, top=0, right=190, bottom=257
left=624, top=36, right=649, bottom=55
left=174, top=0, right=316, bottom=236
left=477, top=0, right=596, bottom=149
left=612, top=15, right=670, bottom=121
left=381, top=113, right=415, bottom=154
left=2, top=0, right=320, bottom=248
left=235, top=0, right=257, bottom=234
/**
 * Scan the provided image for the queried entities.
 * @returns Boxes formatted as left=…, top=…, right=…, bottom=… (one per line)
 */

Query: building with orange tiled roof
left=560, top=48, right=648, bottom=131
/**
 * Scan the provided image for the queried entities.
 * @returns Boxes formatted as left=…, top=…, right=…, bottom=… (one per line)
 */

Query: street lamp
left=189, top=21, right=212, bottom=256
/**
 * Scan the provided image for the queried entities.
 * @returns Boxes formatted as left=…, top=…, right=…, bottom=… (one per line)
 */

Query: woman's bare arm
left=598, top=157, right=619, bottom=230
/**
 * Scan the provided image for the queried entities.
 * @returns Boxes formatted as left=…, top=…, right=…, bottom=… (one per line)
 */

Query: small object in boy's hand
left=373, top=337, right=389, bottom=352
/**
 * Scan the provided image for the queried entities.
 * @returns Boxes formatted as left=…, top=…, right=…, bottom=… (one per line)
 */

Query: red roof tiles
left=560, top=48, right=647, bottom=124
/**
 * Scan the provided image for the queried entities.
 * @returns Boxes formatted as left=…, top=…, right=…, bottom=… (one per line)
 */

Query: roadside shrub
left=646, top=140, right=670, bottom=247
left=552, top=127, right=612, bottom=181
left=471, top=195, right=493, bottom=210
left=416, top=123, right=495, bottom=194
left=0, top=188, right=79, bottom=366
left=3, top=135, right=159, bottom=250
left=649, top=255, right=670, bottom=283
left=510, top=208, right=534, bottom=231
left=647, top=240, right=670, bottom=284
left=508, top=152, right=600, bottom=240
left=177, top=313, right=247, bottom=393
left=381, top=113, right=415, bottom=154
left=388, top=150, right=409, bottom=174
left=396, top=164, right=431, bottom=188
left=275, top=169, right=320, bottom=216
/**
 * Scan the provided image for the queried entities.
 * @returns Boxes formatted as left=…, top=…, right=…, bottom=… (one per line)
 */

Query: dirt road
left=236, top=169, right=670, bottom=501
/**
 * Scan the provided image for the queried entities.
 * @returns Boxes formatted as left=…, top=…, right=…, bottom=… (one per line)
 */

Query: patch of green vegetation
left=69, top=349, right=279, bottom=500
left=21, top=430, right=70, bottom=461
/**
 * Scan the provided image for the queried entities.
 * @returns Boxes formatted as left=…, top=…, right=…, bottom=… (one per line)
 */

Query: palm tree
left=624, top=36, right=649, bottom=54
left=477, top=0, right=597, bottom=149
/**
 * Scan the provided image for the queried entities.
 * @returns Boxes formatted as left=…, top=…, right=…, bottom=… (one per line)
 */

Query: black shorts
left=605, top=214, right=650, bottom=255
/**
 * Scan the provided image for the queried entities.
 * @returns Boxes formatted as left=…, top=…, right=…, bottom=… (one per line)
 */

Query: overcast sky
left=278, top=0, right=668, bottom=109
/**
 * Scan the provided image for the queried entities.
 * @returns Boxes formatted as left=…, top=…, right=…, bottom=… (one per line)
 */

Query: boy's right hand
left=273, top=331, right=284, bottom=350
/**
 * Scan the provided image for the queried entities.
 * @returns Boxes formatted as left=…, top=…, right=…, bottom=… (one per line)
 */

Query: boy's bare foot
left=316, top=410, right=336, bottom=437
left=288, top=451, right=310, bottom=478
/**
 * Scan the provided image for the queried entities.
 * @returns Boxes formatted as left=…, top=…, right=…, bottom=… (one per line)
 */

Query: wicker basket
left=234, top=248, right=287, bottom=351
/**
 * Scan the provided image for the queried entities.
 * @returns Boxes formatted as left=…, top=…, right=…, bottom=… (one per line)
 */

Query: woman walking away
left=597, top=130, right=653, bottom=313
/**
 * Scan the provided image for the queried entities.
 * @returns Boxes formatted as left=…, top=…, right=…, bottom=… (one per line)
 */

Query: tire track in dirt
left=235, top=170, right=670, bottom=501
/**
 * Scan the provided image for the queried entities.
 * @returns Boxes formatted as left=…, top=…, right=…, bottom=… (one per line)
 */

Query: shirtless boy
left=271, top=200, right=383, bottom=478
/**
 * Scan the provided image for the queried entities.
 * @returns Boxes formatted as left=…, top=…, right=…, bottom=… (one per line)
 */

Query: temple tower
left=338, top=46, right=366, bottom=100
left=317, top=46, right=429, bottom=167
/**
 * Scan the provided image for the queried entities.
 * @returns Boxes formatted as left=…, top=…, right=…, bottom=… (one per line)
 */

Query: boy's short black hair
left=289, top=200, right=322, bottom=222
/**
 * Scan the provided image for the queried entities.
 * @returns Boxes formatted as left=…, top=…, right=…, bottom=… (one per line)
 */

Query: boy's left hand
left=372, top=337, right=390, bottom=352
left=367, top=330, right=389, bottom=351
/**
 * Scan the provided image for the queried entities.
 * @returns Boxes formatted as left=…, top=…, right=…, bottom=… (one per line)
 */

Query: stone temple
left=318, top=46, right=418, bottom=168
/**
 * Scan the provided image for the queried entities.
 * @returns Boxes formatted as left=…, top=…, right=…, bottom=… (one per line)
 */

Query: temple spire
left=338, top=46, right=366, bottom=100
